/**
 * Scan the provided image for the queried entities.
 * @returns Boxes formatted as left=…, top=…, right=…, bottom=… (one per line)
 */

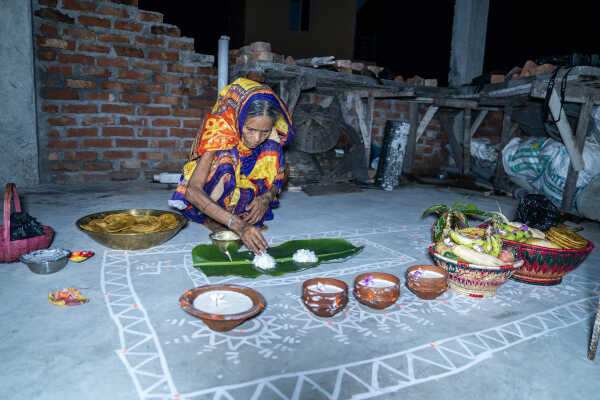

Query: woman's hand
left=244, top=193, right=271, bottom=225
left=237, top=223, right=268, bottom=254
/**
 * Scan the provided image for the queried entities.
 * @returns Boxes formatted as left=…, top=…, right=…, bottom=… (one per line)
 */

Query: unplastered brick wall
left=33, top=0, right=217, bottom=183
left=299, top=93, right=507, bottom=175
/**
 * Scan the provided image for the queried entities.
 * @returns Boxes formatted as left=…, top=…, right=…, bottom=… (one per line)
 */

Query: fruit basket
left=429, top=246, right=523, bottom=297
left=501, top=238, right=594, bottom=285
left=1, top=183, right=54, bottom=263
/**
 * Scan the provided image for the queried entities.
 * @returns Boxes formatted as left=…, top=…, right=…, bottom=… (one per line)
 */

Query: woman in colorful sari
left=169, top=78, right=294, bottom=254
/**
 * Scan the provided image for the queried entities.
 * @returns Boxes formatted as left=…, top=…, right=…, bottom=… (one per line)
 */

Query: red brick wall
left=33, top=0, right=217, bottom=183
left=299, top=93, right=507, bottom=176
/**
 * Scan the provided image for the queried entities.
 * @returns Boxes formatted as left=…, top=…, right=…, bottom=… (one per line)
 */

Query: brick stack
left=33, top=0, right=217, bottom=183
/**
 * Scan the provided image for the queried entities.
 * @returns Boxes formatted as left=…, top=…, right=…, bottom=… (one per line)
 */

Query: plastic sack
left=502, top=137, right=600, bottom=210
left=514, top=194, right=562, bottom=232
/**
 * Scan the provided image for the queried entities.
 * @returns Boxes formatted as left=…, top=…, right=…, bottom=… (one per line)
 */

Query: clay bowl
left=406, top=265, right=448, bottom=300
left=76, top=209, right=187, bottom=250
left=302, top=278, right=348, bottom=317
left=353, top=272, right=400, bottom=309
left=179, top=284, right=265, bottom=332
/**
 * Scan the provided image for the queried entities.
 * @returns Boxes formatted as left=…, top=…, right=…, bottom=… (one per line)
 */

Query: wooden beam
left=416, top=105, right=439, bottom=143
left=494, top=106, right=513, bottom=191
left=561, top=96, right=593, bottom=211
left=367, top=94, right=375, bottom=156
left=462, top=108, right=472, bottom=175
left=548, top=88, right=585, bottom=171
left=402, top=102, right=419, bottom=175
left=470, top=109, right=488, bottom=138
left=353, top=94, right=371, bottom=167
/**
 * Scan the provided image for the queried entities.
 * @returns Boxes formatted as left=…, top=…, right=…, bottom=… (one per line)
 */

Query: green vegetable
left=192, top=238, right=364, bottom=278
left=449, top=230, right=485, bottom=247
left=443, top=251, right=458, bottom=260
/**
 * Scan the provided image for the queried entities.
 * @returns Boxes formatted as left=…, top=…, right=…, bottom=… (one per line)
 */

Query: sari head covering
left=169, top=78, right=294, bottom=227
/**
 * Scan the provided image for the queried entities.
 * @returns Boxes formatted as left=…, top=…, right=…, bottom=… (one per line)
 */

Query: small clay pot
left=406, top=265, right=448, bottom=300
left=353, top=272, right=400, bottom=310
left=302, top=278, right=348, bottom=318
left=179, top=284, right=266, bottom=332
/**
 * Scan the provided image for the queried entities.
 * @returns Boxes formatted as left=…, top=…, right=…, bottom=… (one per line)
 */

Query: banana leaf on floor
left=192, top=238, right=364, bottom=278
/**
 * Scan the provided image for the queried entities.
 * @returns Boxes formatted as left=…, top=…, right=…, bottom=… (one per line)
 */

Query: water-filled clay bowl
left=302, top=278, right=348, bottom=317
left=179, top=284, right=265, bottom=332
left=209, top=230, right=243, bottom=254
left=406, top=265, right=448, bottom=300
left=353, top=272, right=400, bottom=309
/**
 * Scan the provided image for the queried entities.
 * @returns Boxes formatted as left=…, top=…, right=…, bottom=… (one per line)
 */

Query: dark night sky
left=140, top=0, right=599, bottom=86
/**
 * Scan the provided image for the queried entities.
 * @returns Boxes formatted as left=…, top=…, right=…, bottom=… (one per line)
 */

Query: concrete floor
left=1, top=182, right=599, bottom=400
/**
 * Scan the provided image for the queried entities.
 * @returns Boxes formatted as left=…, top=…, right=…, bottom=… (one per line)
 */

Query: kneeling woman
left=169, top=78, right=294, bottom=254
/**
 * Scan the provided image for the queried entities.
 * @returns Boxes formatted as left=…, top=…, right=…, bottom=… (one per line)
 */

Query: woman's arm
left=184, top=151, right=268, bottom=254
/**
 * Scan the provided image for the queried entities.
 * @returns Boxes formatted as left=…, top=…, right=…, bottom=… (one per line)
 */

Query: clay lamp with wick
left=179, top=284, right=265, bottom=332
left=353, top=272, right=400, bottom=309
left=301, top=278, right=348, bottom=317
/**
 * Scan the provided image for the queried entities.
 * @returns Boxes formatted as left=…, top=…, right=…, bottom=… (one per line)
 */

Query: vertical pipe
left=217, top=35, right=230, bottom=91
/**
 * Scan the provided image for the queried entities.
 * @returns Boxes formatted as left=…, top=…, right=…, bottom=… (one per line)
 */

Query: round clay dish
left=406, top=264, right=448, bottom=300
left=179, top=284, right=265, bottom=332
left=353, top=272, right=400, bottom=309
left=302, top=278, right=348, bottom=317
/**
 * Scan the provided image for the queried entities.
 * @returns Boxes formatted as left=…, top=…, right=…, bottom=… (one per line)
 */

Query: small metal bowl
left=209, top=230, right=243, bottom=254
left=20, top=248, right=70, bottom=275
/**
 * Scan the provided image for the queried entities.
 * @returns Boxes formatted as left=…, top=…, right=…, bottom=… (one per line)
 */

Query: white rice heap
left=292, top=248, right=318, bottom=263
left=252, top=252, right=276, bottom=270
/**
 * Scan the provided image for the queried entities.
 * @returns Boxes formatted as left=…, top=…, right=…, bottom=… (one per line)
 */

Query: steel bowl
left=20, top=248, right=70, bottom=275
left=75, top=209, right=187, bottom=250
left=209, top=230, right=243, bottom=254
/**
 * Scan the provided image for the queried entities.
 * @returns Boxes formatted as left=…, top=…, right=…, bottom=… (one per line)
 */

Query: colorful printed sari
left=169, top=78, right=294, bottom=228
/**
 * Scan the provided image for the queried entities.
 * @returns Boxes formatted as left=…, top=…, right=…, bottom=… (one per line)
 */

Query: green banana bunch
left=449, top=230, right=485, bottom=247
left=489, top=234, right=502, bottom=257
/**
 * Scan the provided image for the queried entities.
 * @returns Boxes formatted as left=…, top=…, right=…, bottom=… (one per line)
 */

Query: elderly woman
left=169, top=78, right=294, bottom=254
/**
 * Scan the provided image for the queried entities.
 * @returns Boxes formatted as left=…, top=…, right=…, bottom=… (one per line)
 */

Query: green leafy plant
left=192, top=238, right=364, bottom=278
left=422, top=200, right=492, bottom=243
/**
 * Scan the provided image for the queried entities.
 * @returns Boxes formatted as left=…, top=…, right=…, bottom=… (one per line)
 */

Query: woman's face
left=241, top=115, right=274, bottom=149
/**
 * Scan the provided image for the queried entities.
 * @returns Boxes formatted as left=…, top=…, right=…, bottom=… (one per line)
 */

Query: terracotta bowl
left=406, top=265, right=448, bottom=300
left=353, top=272, right=400, bottom=310
left=302, top=278, right=348, bottom=317
left=179, top=284, right=265, bottom=332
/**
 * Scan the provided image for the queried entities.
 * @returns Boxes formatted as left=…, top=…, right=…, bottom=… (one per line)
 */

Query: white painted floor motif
left=100, top=225, right=599, bottom=399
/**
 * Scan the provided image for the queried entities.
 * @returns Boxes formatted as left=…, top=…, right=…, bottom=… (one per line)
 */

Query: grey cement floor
left=1, top=182, right=599, bottom=400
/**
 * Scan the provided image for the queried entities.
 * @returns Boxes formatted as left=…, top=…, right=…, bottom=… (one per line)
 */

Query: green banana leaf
left=192, top=238, right=364, bottom=278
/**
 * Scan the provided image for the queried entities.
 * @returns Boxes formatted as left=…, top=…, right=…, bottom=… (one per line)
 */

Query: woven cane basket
left=0, top=183, right=54, bottom=263
left=429, top=246, right=523, bottom=297
left=502, top=239, right=594, bottom=285
left=477, top=223, right=595, bottom=286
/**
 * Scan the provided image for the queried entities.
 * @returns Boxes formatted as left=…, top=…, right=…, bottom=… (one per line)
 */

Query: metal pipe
left=217, top=35, right=230, bottom=91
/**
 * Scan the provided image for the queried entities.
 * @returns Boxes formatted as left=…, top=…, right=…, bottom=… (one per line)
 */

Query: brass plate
left=75, top=209, right=187, bottom=250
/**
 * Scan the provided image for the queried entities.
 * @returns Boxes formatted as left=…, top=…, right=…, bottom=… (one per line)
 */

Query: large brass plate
left=75, top=209, right=187, bottom=250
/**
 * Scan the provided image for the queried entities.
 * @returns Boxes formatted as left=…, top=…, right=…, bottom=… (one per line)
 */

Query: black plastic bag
left=514, top=194, right=562, bottom=232
left=10, top=211, right=45, bottom=241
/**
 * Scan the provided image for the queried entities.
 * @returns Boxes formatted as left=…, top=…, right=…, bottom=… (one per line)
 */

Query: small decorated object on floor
left=48, top=288, right=89, bottom=306
left=20, top=248, right=69, bottom=274
left=69, top=251, right=94, bottom=262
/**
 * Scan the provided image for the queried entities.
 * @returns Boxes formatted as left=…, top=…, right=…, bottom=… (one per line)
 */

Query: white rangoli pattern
left=100, top=225, right=599, bottom=399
